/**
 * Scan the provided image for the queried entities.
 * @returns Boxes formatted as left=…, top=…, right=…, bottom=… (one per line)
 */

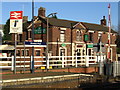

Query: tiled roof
left=32, top=16, right=117, bottom=33
left=81, top=22, right=117, bottom=33
left=48, top=18, right=78, bottom=28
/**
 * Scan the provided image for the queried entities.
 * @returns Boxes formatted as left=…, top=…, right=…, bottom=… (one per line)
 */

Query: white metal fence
left=113, top=61, right=120, bottom=77
left=0, top=55, right=106, bottom=71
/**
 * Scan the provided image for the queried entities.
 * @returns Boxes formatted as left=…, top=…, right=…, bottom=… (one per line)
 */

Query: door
left=76, top=48, right=86, bottom=65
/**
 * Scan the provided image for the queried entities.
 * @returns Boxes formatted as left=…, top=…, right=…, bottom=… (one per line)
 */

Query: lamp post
left=46, top=13, right=57, bottom=70
left=31, top=0, right=34, bottom=73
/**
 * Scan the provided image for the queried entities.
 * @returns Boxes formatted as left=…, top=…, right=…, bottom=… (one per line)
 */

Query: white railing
left=113, top=61, right=120, bottom=77
left=0, top=55, right=106, bottom=71
left=0, top=56, right=14, bottom=71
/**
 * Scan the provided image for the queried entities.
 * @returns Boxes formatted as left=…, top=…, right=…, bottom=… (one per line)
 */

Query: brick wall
left=49, top=67, right=98, bottom=73
left=16, top=47, right=46, bottom=66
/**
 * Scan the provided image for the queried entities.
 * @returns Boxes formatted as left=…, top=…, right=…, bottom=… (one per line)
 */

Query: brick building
left=12, top=7, right=117, bottom=65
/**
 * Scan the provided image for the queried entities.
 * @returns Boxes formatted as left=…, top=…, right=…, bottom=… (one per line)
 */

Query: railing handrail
left=0, top=55, right=106, bottom=69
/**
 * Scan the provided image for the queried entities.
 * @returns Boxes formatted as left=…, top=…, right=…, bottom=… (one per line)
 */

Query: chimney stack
left=23, top=16, right=28, bottom=23
left=100, top=16, right=106, bottom=26
left=38, top=7, right=46, bottom=17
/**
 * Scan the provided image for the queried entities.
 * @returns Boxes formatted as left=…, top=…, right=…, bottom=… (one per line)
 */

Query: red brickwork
left=49, top=67, right=98, bottom=73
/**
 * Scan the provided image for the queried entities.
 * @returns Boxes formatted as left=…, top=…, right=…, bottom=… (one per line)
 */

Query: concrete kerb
left=1, top=73, right=93, bottom=86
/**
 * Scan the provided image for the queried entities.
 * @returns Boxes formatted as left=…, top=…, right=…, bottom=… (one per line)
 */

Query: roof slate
left=31, top=16, right=117, bottom=33
left=48, top=18, right=78, bottom=28
left=81, top=22, right=117, bottom=33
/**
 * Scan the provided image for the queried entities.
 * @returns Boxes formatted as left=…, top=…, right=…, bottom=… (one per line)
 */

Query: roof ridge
left=48, top=17, right=79, bottom=23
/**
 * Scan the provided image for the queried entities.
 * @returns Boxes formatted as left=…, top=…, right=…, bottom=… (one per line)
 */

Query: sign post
left=10, top=11, right=23, bottom=34
left=10, top=11, right=23, bottom=74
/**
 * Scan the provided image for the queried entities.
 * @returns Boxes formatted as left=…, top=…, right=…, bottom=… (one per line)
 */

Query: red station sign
left=10, top=11, right=23, bottom=19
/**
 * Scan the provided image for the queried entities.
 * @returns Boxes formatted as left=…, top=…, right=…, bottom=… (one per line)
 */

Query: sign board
left=49, top=66, right=52, bottom=69
left=34, top=27, right=46, bottom=34
left=25, top=42, right=46, bottom=45
left=61, top=43, right=66, bottom=47
left=10, top=11, right=23, bottom=34
left=87, top=44, right=93, bottom=48
left=41, top=66, right=45, bottom=69
left=84, top=34, right=89, bottom=41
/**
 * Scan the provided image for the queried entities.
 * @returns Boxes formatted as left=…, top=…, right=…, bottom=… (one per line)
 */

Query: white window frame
left=60, top=30, right=65, bottom=42
left=76, top=30, right=82, bottom=41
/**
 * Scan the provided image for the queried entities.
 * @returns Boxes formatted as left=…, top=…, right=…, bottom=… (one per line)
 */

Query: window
left=60, top=30, right=65, bottom=42
left=98, top=33, right=102, bottom=43
left=88, top=49, right=92, bottom=56
left=36, top=50, right=40, bottom=56
left=76, top=30, right=82, bottom=41
left=21, top=50, right=24, bottom=56
left=60, top=49, right=65, bottom=56
left=87, top=48, right=94, bottom=56
left=16, top=50, right=20, bottom=56
left=89, top=33, right=93, bottom=42
left=26, top=50, right=29, bottom=56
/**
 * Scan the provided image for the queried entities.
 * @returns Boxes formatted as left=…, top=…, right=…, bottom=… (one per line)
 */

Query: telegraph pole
left=31, top=0, right=34, bottom=73
left=107, top=3, right=111, bottom=60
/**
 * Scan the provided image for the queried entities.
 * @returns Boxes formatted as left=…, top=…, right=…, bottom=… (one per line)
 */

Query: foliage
left=2, top=19, right=12, bottom=41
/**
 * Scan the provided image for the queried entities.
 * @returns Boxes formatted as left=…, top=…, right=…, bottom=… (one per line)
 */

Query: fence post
left=11, top=56, right=14, bottom=71
left=72, top=55, right=74, bottom=66
left=99, top=60, right=103, bottom=75
left=47, top=54, right=49, bottom=69
left=101, top=55, right=103, bottom=62
left=75, top=54, right=77, bottom=67
left=86, top=56, right=89, bottom=67
left=30, top=55, right=33, bottom=71
left=62, top=56, right=64, bottom=68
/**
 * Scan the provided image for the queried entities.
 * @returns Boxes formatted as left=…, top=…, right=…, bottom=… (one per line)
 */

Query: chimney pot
left=23, top=16, right=28, bottom=23
left=38, top=7, right=46, bottom=17
left=100, top=16, right=106, bottom=26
